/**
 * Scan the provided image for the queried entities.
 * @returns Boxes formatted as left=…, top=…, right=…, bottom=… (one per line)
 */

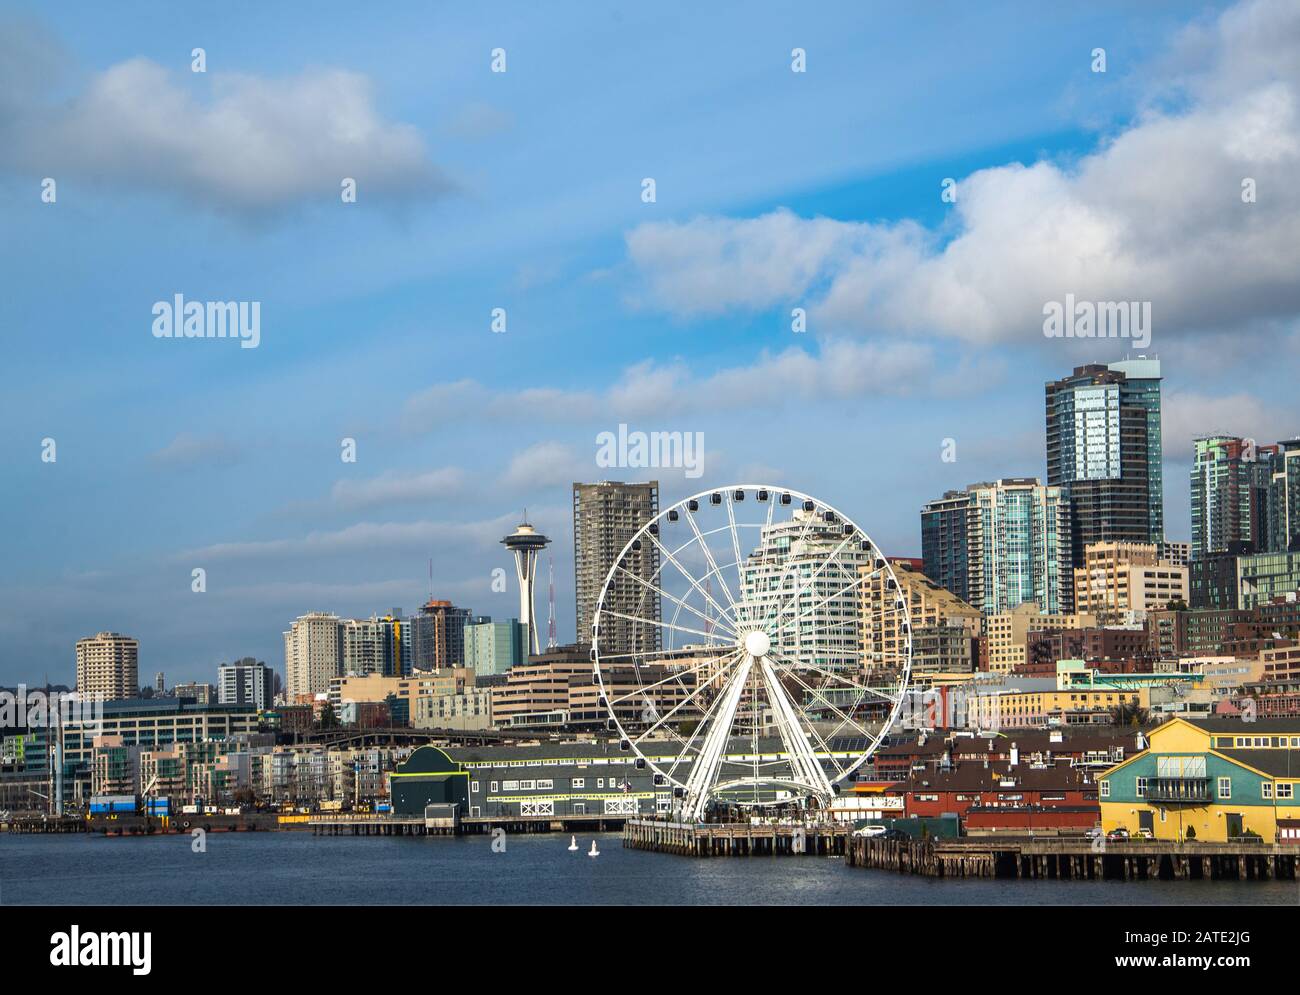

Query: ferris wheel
left=590, top=485, right=912, bottom=822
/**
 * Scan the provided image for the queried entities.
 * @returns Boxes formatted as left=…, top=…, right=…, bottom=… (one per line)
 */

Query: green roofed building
left=390, top=745, right=471, bottom=816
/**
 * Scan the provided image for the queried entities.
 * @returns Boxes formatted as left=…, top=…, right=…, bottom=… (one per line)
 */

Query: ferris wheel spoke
left=603, top=649, right=738, bottom=706
left=600, top=609, right=719, bottom=644
left=758, top=658, right=848, bottom=780
left=772, top=661, right=877, bottom=743
left=644, top=531, right=736, bottom=631
left=614, top=563, right=738, bottom=639
left=769, top=650, right=900, bottom=704
left=683, top=506, right=740, bottom=619
left=770, top=568, right=873, bottom=643
left=663, top=660, right=747, bottom=782
left=766, top=531, right=858, bottom=637
left=633, top=653, right=739, bottom=742
left=723, top=492, right=748, bottom=619
left=754, top=503, right=822, bottom=633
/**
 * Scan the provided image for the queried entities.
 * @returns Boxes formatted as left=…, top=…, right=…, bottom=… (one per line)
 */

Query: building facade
left=283, top=612, right=343, bottom=698
left=1046, top=360, right=1163, bottom=566
left=407, top=600, right=472, bottom=670
left=1073, top=541, right=1188, bottom=616
left=75, top=632, right=139, bottom=701
left=572, top=481, right=660, bottom=656
left=217, top=658, right=275, bottom=710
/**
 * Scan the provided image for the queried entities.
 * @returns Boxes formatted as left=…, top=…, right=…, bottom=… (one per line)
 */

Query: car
left=882, top=829, right=912, bottom=842
left=1134, top=828, right=1154, bottom=840
left=1107, top=827, right=1130, bottom=840
left=1084, top=827, right=1103, bottom=839
left=852, top=824, right=888, bottom=838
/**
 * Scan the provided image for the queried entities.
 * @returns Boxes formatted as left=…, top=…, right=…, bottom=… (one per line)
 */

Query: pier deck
left=847, top=836, right=1300, bottom=881
left=622, top=819, right=849, bottom=857
left=308, top=812, right=628, bottom=837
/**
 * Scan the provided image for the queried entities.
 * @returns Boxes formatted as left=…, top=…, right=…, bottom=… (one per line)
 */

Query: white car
left=853, top=824, right=888, bottom=838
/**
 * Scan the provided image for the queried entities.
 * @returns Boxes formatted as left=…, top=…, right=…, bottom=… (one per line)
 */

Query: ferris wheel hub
left=742, top=630, right=771, bottom=659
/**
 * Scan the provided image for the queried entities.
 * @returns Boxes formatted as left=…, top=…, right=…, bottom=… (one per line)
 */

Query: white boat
left=588, top=840, right=600, bottom=857
left=568, top=835, right=578, bottom=851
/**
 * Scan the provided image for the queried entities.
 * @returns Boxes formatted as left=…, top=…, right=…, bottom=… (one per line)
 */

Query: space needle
left=501, top=514, right=551, bottom=655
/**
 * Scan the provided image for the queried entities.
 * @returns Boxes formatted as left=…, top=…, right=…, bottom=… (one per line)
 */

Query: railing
left=1144, top=778, right=1212, bottom=803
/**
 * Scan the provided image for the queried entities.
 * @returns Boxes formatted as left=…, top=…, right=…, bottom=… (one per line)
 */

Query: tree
left=317, top=701, right=339, bottom=730
left=1110, top=700, right=1150, bottom=728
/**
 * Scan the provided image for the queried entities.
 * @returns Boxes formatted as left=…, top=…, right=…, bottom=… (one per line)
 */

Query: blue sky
left=2, top=0, right=1298, bottom=687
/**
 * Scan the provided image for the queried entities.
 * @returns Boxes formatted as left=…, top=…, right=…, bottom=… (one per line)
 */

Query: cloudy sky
left=2, top=0, right=1297, bottom=687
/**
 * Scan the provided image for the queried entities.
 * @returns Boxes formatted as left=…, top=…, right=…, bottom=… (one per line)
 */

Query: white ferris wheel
left=591, top=485, right=912, bottom=822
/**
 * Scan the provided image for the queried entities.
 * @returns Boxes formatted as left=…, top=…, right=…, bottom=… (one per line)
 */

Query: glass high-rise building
left=1190, top=436, right=1275, bottom=559
left=1046, top=360, right=1163, bottom=566
left=921, top=479, right=1071, bottom=615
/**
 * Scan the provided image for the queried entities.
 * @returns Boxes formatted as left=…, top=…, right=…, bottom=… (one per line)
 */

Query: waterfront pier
left=308, top=812, right=628, bottom=837
left=847, top=836, right=1300, bottom=881
left=622, top=819, right=849, bottom=857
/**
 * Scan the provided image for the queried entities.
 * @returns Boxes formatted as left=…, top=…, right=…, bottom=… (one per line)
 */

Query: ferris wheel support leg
left=681, top=654, right=754, bottom=823
left=759, top=659, right=834, bottom=807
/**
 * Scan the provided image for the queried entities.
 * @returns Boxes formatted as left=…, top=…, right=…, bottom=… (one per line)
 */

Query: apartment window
left=1263, top=782, right=1274, bottom=799
left=571, top=777, right=585, bottom=789
left=1218, top=777, right=1231, bottom=799
left=1100, top=780, right=1110, bottom=798
left=471, top=780, right=479, bottom=792
left=1135, top=777, right=1148, bottom=798
left=520, top=780, right=534, bottom=790
left=1278, top=783, right=1294, bottom=800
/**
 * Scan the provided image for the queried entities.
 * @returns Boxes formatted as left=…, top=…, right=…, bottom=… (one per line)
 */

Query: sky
left=1, top=0, right=1298, bottom=687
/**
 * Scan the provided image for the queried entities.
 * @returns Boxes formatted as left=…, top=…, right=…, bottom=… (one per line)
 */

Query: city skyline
left=4, top=0, right=1300, bottom=687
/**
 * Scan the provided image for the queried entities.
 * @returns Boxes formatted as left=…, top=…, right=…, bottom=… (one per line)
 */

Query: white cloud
left=2, top=56, right=449, bottom=211
left=331, top=467, right=468, bottom=510
left=623, top=0, right=1300, bottom=347
left=402, top=339, right=936, bottom=430
left=149, top=432, right=242, bottom=467
left=180, top=513, right=526, bottom=563
left=1163, top=390, right=1289, bottom=460
left=500, top=442, right=589, bottom=491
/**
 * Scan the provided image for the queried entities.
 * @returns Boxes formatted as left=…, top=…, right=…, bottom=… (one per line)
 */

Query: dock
left=622, top=819, right=849, bottom=857
left=846, top=836, right=1300, bottom=881
left=308, top=812, right=628, bottom=837
left=2, top=815, right=86, bottom=834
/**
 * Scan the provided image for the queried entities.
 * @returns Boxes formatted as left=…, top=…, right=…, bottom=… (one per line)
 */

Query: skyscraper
left=573, top=480, right=660, bottom=655
left=1266, top=438, right=1300, bottom=554
left=75, top=632, right=139, bottom=701
left=920, top=489, right=974, bottom=605
left=1046, top=360, right=1163, bottom=565
left=408, top=599, right=472, bottom=670
left=283, top=611, right=342, bottom=698
left=340, top=613, right=410, bottom=678
left=922, top=479, right=1071, bottom=615
left=1190, top=436, right=1276, bottom=559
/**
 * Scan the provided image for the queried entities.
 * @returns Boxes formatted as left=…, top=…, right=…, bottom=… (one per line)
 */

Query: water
left=2, top=833, right=1296, bottom=905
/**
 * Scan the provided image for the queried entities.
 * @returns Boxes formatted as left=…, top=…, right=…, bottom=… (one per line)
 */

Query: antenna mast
left=547, top=556, right=558, bottom=649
